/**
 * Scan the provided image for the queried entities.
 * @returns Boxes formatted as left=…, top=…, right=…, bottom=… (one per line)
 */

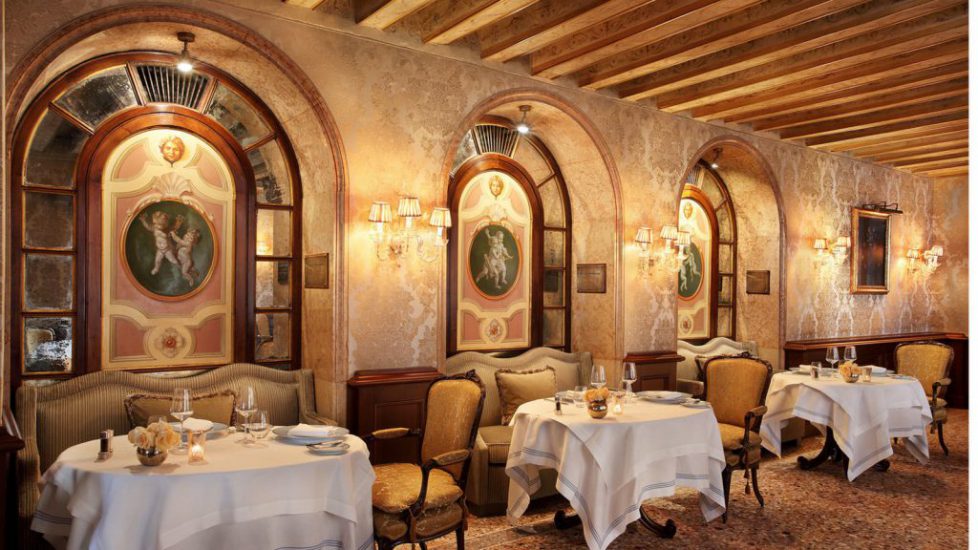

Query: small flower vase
left=588, top=399, right=609, bottom=419
left=136, top=447, right=167, bottom=467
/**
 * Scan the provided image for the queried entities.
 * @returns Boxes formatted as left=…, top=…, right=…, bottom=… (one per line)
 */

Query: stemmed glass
left=236, top=386, right=258, bottom=443
left=170, top=388, right=193, bottom=454
left=825, top=347, right=840, bottom=372
left=622, top=362, right=638, bottom=400
left=843, top=345, right=857, bottom=364
left=590, top=365, right=607, bottom=389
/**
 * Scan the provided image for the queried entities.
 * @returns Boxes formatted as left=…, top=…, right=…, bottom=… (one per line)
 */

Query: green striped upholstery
left=16, top=363, right=334, bottom=524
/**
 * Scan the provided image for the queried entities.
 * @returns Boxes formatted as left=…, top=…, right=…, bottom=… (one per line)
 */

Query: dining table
left=760, top=370, right=933, bottom=481
left=505, top=396, right=727, bottom=550
left=31, top=429, right=375, bottom=550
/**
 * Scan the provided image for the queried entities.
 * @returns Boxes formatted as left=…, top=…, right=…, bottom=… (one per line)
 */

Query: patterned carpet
left=435, top=409, right=968, bottom=549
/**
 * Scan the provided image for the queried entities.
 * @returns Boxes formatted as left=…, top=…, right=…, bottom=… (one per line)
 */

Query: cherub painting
left=468, top=224, right=520, bottom=298
left=125, top=201, right=215, bottom=298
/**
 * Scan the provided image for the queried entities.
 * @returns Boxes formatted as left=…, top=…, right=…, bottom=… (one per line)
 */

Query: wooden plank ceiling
left=289, top=0, right=969, bottom=178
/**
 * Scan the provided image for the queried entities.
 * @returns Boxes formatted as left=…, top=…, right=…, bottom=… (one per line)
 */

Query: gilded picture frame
left=850, top=208, right=890, bottom=294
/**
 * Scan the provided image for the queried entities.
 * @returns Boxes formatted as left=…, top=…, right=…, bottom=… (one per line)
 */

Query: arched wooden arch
left=11, top=51, right=303, bottom=387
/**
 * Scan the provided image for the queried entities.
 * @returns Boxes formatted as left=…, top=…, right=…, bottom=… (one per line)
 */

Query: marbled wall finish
left=3, top=0, right=967, bottom=421
left=929, top=177, right=969, bottom=334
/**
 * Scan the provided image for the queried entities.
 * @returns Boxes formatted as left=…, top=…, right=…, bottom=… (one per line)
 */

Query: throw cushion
left=495, top=367, right=556, bottom=425
left=124, top=390, right=237, bottom=429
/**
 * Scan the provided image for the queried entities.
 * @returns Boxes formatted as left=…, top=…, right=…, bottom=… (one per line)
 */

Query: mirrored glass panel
left=25, top=110, right=88, bottom=188
left=206, top=84, right=271, bottom=148
left=256, top=209, right=292, bottom=257
left=718, top=243, right=733, bottom=274
left=544, top=231, right=565, bottom=268
left=543, top=309, right=565, bottom=347
left=700, top=172, right=724, bottom=207
left=255, top=312, right=290, bottom=361
left=537, top=180, right=565, bottom=228
left=716, top=205, right=733, bottom=241
left=256, top=260, right=291, bottom=308
left=719, top=275, right=734, bottom=306
left=24, top=254, right=73, bottom=311
left=717, top=307, right=733, bottom=338
left=24, top=317, right=73, bottom=373
left=54, top=66, right=137, bottom=129
left=511, top=141, right=552, bottom=184
left=544, top=269, right=565, bottom=307
left=24, top=192, right=74, bottom=250
left=248, top=142, right=292, bottom=206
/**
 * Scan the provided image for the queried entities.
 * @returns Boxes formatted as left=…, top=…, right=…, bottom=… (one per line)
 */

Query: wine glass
left=843, top=345, right=857, bottom=364
left=245, top=410, right=271, bottom=445
left=573, top=386, right=586, bottom=408
left=622, top=362, right=638, bottom=400
left=590, top=365, right=606, bottom=389
left=170, top=388, right=193, bottom=453
left=236, top=386, right=258, bottom=442
left=825, top=347, right=840, bottom=372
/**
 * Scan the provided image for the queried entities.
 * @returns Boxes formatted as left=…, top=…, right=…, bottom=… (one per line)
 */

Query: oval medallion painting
left=123, top=200, right=217, bottom=298
left=468, top=224, right=520, bottom=299
left=678, top=242, right=704, bottom=300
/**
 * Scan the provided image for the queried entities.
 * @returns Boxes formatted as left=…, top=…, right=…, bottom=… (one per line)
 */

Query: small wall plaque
left=304, top=253, right=329, bottom=289
left=576, top=263, right=606, bottom=294
left=746, top=270, right=770, bottom=295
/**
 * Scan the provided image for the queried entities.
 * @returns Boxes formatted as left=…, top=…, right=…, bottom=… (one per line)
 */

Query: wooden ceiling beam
left=846, top=130, right=970, bottom=157
left=749, top=78, right=967, bottom=131
left=919, top=166, right=969, bottom=177
left=689, top=41, right=967, bottom=121
left=656, top=7, right=967, bottom=112
left=873, top=146, right=970, bottom=164
left=578, top=0, right=866, bottom=90
left=479, top=0, right=650, bottom=63
left=807, top=113, right=968, bottom=151
left=423, top=0, right=541, bottom=44
left=906, top=159, right=969, bottom=172
left=778, top=95, right=968, bottom=140
left=530, top=0, right=763, bottom=79
left=616, top=0, right=961, bottom=101
left=893, top=154, right=969, bottom=170
left=284, top=0, right=326, bottom=8
left=355, top=0, right=439, bottom=28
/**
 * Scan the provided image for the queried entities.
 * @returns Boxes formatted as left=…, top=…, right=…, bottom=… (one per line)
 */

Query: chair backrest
left=895, top=341, right=953, bottom=396
left=420, top=371, right=486, bottom=483
left=703, top=355, right=772, bottom=427
left=445, top=347, right=591, bottom=426
left=677, top=337, right=754, bottom=381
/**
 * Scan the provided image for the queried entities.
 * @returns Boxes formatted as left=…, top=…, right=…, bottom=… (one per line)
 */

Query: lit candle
left=188, top=432, right=206, bottom=464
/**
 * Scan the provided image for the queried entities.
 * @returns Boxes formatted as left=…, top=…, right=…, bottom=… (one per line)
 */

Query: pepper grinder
left=554, top=393, right=562, bottom=415
left=98, top=429, right=114, bottom=461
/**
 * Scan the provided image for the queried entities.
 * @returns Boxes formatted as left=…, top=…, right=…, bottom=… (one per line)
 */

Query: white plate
left=169, top=422, right=229, bottom=440
left=273, top=426, right=349, bottom=444
left=307, top=442, right=350, bottom=456
left=638, top=391, right=687, bottom=401
left=681, top=401, right=712, bottom=409
left=863, top=365, right=890, bottom=374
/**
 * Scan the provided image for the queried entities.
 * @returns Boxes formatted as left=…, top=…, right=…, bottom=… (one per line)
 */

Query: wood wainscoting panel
left=784, top=332, right=968, bottom=408
left=347, top=367, right=442, bottom=465
left=623, top=350, right=682, bottom=392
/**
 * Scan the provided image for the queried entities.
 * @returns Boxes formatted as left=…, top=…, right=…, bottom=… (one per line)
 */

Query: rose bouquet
left=584, top=387, right=610, bottom=403
left=584, top=387, right=610, bottom=419
left=128, top=420, right=180, bottom=465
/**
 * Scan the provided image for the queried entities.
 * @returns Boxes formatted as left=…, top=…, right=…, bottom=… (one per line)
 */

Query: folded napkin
left=182, top=418, right=214, bottom=432
left=288, top=424, right=339, bottom=438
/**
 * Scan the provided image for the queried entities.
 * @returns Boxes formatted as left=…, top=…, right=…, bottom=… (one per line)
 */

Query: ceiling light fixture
left=176, top=32, right=196, bottom=74
left=515, top=105, right=532, bottom=135
left=709, top=147, right=722, bottom=169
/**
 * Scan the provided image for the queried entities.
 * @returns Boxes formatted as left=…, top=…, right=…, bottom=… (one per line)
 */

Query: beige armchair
left=895, top=341, right=954, bottom=455
left=702, top=354, right=773, bottom=522
left=368, top=371, right=486, bottom=550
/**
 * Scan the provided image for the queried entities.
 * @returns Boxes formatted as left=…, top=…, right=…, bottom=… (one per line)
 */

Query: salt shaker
left=554, top=393, right=563, bottom=415
left=98, top=429, right=114, bottom=460
left=809, top=362, right=820, bottom=380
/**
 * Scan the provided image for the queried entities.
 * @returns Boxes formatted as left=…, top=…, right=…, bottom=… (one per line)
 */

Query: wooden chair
left=895, top=341, right=953, bottom=455
left=367, top=371, right=486, bottom=550
left=702, top=353, right=772, bottom=522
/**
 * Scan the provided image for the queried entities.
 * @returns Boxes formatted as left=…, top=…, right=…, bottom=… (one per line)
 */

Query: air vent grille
left=474, top=124, right=519, bottom=157
left=136, top=65, right=210, bottom=109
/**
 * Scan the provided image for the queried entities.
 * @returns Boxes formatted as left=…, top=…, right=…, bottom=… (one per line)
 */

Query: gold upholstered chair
left=895, top=341, right=953, bottom=455
left=702, top=353, right=772, bottom=522
left=367, top=371, right=486, bottom=550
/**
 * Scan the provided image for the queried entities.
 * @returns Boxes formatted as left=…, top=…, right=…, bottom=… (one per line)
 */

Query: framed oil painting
left=851, top=208, right=890, bottom=294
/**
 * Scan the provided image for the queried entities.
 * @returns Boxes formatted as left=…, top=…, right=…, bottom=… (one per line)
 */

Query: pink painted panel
left=191, top=316, right=224, bottom=354
left=111, top=317, right=148, bottom=358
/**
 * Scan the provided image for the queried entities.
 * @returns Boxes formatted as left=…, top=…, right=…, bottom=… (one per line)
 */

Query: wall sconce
left=924, top=245, right=944, bottom=271
left=368, top=197, right=450, bottom=263
left=907, top=245, right=943, bottom=275
left=634, top=226, right=654, bottom=275
left=813, top=235, right=850, bottom=266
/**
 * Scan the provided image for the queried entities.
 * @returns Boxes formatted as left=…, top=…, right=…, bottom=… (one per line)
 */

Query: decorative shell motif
left=126, top=173, right=215, bottom=223
left=155, top=327, right=186, bottom=358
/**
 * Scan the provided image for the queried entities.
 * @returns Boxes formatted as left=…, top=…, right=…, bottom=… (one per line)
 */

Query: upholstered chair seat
left=703, top=354, right=773, bottom=522
left=367, top=372, right=486, bottom=550
left=895, top=341, right=954, bottom=455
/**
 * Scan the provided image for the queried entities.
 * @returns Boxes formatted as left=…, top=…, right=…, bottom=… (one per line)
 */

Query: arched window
left=677, top=162, right=737, bottom=342
left=12, top=52, right=301, bottom=386
left=448, top=119, right=571, bottom=353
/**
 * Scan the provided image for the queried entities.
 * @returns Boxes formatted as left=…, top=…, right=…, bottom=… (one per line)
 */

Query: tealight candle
left=188, top=431, right=206, bottom=464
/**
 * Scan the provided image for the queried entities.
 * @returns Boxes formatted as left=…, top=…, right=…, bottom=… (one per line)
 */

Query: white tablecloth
left=32, top=432, right=375, bottom=550
left=760, top=372, right=933, bottom=481
left=506, top=399, right=726, bottom=550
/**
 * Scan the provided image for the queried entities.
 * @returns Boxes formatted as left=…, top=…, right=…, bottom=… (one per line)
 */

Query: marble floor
left=436, top=409, right=968, bottom=549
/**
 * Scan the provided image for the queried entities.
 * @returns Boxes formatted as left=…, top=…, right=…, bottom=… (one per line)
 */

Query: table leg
left=873, top=459, right=890, bottom=472
left=797, top=427, right=838, bottom=470
left=553, top=510, right=581, bottom=530
left=639, top=507, right=677, bottom=539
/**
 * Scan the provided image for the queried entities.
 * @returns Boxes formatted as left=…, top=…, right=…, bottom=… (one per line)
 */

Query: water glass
left=236, top=386, right=258, bottom=442
left=170, top=388, right=193, bottom=453
left=246, top=410, right=271, bottom=442
left=573, top=385, right=587, bottom=408
left=590, top=365, right=607, bottom=389
left=860, top=366, right=872, bottom=383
